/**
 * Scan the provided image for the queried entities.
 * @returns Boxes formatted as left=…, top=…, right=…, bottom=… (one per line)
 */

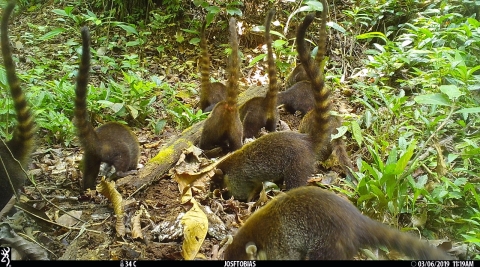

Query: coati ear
left=245, top=242, right=258, bottom=260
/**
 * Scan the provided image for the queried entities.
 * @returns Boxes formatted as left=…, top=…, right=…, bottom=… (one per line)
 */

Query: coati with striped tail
left=74, top=27, right=140, bottom=190
left=0, top=1, right=36, bottom=209
left=198, top=18, right=243, bottom=153
left=277, top=22, right=324, bottom=115
left=211, top=10, right=337, bottom=202
left=199, top=21, right=227, bottom=112
left=238, top=9, right=279, bottom=138
left=296, top=2, right=355, bottom=180
left=224, top=186, right=453, bottom=260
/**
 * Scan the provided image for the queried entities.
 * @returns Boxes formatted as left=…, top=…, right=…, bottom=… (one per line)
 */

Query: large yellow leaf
left=180, top=199, right=208, bottom=260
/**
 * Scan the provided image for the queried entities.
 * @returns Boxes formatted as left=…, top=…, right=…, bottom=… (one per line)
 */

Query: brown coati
left=198, top=18, right=243, bottom=153
left=199, top=21, right=227, bottom=112
left=277, top=80, right=315, bottom=115
left=224, top=186, right=453, bottom=260
left=278, top=11, right=327, bottom=116
left=213, top=131, right=316, bottom=201
left=211, top=13, right=336, bottom=202
left=75, top=27, right=140, bottom=190
left=0, top=1, right=36, bottom=209
left=238, top=9, right=279, bottom=138
left=296, top=2, right=355, bottom=180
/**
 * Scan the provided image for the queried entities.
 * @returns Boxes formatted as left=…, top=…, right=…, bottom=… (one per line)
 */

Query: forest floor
left=0, top=1, right=457, bottom=261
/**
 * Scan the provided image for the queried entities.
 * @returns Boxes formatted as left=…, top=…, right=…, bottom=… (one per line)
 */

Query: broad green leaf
left=206, top=12, right=216, bottom=25
left=306, top=0, right=324, bottom=11
left=155, top=119, right=167, bottom=134
left=273, top=39, right=287, bottom=48
left=176, top=32, right=184, bottom=43
left=455, top=107, right=480, bottom=114
left=247, top=54, right=266, bottom=68
left=364, top=110, right=372, bottom=128
left=182, top=28, right=198, bottom=34
left=357, top=193, right=375, bottom=205
left=351, top=120, right=363, bottom=147
left=439, top=85, right=463, bottom=100
left=414, top=93, right=451, bottom=106
left=97, top=100, right=114, bottom=107
left=357, top=32, right=387, bottom=43
left=205, top=5, right=221, bottom=14
left=331, top=126, right=347, bottom=139
left=327, top=22, right=345, bottom=33
left=464, top=183, right=480, bottom=209
left=369, top=184, right=388, bottom=205
left=126, top=40, right=140, bottom=47
left=226, top=7, right=242, bottom=16
left=39, top=28, right=66, bottom=40
left=189, top=37, right=200, bottom=45
left=116, top=24, right=138, bottom=35
left=127, top=105, right=139, bottom=119
left=52, top=8, right=69, bottom=17
left=111, top=103, right=124, bottom=113
left=395, top=140, right=416, bottom=174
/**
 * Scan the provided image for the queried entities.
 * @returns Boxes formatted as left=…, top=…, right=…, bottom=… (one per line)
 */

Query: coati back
left=0, top=1, right=35, bottom=209
left=199, top=21, right=227, bottom=112
left=238, top=9, right=279, bottom=138
left=75, top=27, right=140, bottom=190
left=224, top=186, right=452, bottom=260
left=296, top=2, right=355, bottom=179
left=198, top=18, right=243, bottom=152
left=214, top=131, right=315, bottom=201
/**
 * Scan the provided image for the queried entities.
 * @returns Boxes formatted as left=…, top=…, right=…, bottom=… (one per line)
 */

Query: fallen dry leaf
left=180, top=199, right=208, bottom=260
left=131, top=209, right=144, bottom=240
left=56, top=210, right=82, bottom=227
left=96, top=177, right=125, bottom=237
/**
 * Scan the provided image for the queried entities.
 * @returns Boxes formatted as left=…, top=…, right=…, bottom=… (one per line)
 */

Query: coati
left=238, top=9, right=279, bottom=138
left=75, top=27, right=140, bottom=190
left=198, top=18, right=243, bottom=153
left=296, top=2, right=355, bottom=179
left=199, top=21, right=227, bottom=112
left=214, top=131, right=315, bottom=201
left=277, top=80, right=315, bottom=115
left=212, top=12, right=336, bottom=202
left=224, top=186, right=452, bottom=260
left=0, top=1, right=36, bottom=209
left=277, top=15, right=326, bottom=115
